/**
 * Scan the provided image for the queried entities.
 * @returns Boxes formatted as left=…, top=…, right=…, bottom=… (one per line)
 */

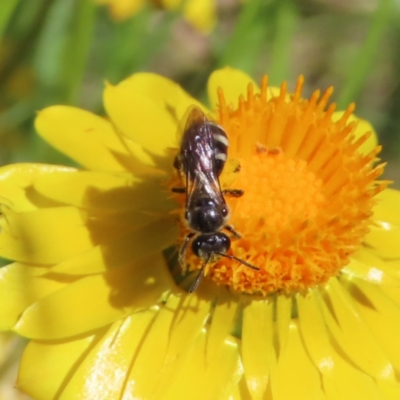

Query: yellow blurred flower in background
left=94, top=0, right=216, bottom=33
left=0, top=40, right=37, bottom=165
left=0, top=67, right=400, bottom=399
left=0, top=41, right=36, bottom=102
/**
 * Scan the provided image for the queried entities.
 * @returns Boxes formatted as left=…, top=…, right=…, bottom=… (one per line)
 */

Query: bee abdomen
left=209, top=123, right=228, bottom=176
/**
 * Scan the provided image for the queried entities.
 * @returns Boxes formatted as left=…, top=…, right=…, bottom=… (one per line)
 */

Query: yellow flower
left=0, top=332, right=28, bottom=400
left=0, top=68, right=400, bottom=399
left=94, top=0, right=216, bottom=33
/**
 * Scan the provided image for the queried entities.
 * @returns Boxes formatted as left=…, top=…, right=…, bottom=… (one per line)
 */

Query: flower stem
left=216, top=0, right=269, bottom=75
left=337, top=0, right=394, bottom=108
left=268, top=0, right=297, bottom=86
left=61, top=0, right=96, bottom=104
left=0, top=0, right=55, bottom=88
left=105, top=6, right=175, bottom=83
left=0, top=0, right=20, bottom=39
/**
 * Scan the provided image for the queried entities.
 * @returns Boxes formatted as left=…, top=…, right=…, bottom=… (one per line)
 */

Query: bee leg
left=189, top=262, right=206, bottom=293
left=189, top=253, right=212, bottom=293
left=222, top=189, right=244, bottom=197
left=172, top=187, right=187, bottom=194
left=179, top=231, right=196, bottom=266
left=224, top=224, right=241, bottom=239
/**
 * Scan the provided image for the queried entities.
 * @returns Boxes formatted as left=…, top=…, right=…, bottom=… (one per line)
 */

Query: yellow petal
left=103, top=73, right=205, bottom=156
left=377, top=381, right=400, bottom=400
left=17, top=332, right=100, bottom=400
left=321, top=279, right=396, bottom=381
left=34, top=170, right=173, bottom=214
left=363, top=221, right=400, bottom=259
left=0, top=163, right=75, bottom=212
left=271, top=321, right=324, bottom=400
left=127, top=293, right=211, bottom=398
left=59, top=312, right=156, bottom=400
left=152, top=327, right=241, bottom=400
left=331, top=111, right=378, bottom=155
left=380, top=283, right=400, bottom=309
left=373, top=188, right=400, bottom=226
left=296, top=292, right=345, bottom=400
left=225, top=376, right=251, bottom=400
left=0, top=263, right=71, bottom=330
left=384, top=259, right=400, bottom=279
left=166, top=292, right=210, bottom=356
left=275, top=294, right=292, bottom=355
left=0, top=207, right=96, bottom=264
left=343, top=277, right=400, bottom=372
left=296, top=290, right=334, bottom=373
left=321, top=376, right=342, bottom=400
left=35, top=106, right=153, bottom=171
left=297, top=291, right=386, bottom=400
left=14, top=253, right=173, bottom=339
left=52, top=218, right=177, bottom=275
left=344, top=249, right=400, bottom=286
left=207, top=67, right=258, bottom=112
left=323, top=351, right=385, bottom=400
left=112, top=72, right=205, bottom=119
left=196, top=337, right=241, bottom=400
left=206, top=289, right=239, bottom=359
left=123, top=294, right=179, bottom=398
left=161, top=331, right=207, bottom=400
left=241, top=298, right=274, bottom=399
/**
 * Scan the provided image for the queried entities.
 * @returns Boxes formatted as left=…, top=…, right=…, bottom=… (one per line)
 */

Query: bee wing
left=176, top=104, right=210, bottom=146
left=178, top=105, right=225, bottom=209
left=186, top=144, right=225, bottom=210
left=185, top=163, right=197, bottom=209
left=186, top=168, right=226, bottom=211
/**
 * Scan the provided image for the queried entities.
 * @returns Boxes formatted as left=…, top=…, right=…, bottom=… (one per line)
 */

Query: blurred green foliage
left=0, top=0, right=399, bottom=185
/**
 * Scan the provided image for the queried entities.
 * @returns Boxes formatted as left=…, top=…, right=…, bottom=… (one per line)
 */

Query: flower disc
left=175, top=76, right=386, bottom=295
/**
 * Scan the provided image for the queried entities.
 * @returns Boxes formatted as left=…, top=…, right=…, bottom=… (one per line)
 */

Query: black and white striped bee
left=172, top=106, right=259, bottom=292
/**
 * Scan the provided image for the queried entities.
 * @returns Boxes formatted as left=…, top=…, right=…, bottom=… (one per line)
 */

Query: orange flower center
left=173, top=76, right=386, bottom=295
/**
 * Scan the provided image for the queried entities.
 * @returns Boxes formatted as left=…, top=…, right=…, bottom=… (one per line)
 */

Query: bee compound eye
left=191, top=236, right=206, bottom=258
left=215, top=232, right=231, bottom=253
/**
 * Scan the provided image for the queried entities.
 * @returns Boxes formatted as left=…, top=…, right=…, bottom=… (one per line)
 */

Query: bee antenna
left=189, top=253, right=212, bottom=293
left=215, top=252, right=259, bottom=271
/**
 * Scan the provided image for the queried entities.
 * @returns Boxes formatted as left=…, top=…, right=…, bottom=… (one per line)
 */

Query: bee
left=172, top=106, right=259, bottom=292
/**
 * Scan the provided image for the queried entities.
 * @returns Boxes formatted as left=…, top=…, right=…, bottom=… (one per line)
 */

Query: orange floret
left=174, top=76, right=387, bottom=295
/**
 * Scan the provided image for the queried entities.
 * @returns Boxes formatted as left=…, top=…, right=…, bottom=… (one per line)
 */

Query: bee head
left=191, top=232, right=231, bottom=261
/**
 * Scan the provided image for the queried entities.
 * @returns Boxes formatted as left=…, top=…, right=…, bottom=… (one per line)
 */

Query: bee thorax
left=188, top=206, right=226, bottom=233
